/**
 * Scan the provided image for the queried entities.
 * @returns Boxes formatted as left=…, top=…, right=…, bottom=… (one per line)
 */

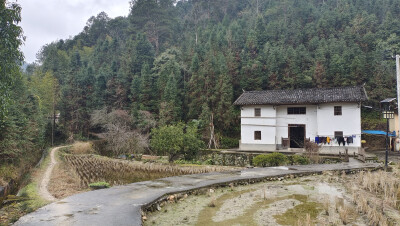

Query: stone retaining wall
left=197, top=150, right=256, bottom=167
left=196, top=150, right=343, bottom=167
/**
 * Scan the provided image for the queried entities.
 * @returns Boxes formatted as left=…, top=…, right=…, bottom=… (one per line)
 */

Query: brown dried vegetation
left=64, top=154, right=236, bottom=186
left=349, top=170, right=400, bottom=225
left=304, top=140, right=320, bottom=163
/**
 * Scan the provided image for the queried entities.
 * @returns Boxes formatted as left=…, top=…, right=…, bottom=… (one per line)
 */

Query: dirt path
left=38, top=146, right=64, bottom=202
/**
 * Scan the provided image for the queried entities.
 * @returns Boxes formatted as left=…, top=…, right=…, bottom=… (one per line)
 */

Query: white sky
left=18, top=0, right=131, bottom=63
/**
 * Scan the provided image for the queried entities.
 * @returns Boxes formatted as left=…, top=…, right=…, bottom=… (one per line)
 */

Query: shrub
left=219, top=137, right=239, bottom=149
left=151, top=122, right=204, bottom=162
left=70, top=141, right=95, bottom=154
left=90, top=109, right=149, bottom=157
left=89, top=181, right=110, bottom=189
left=304, top=140, right=320, bottom=163
left=292, top=155, right=310, bottom=165
left=174, top=159, right=202, bottom=165
left=203, top=158, right=214, bottom=165
left=253, top=153, right=288, bottom=167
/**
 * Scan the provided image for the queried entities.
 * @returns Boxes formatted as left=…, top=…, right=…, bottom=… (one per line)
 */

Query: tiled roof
left=233, top=86, right=368, bottom=105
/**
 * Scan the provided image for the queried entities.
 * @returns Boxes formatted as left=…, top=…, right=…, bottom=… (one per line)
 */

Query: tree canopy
left=19, top=0, right=400, bottom=143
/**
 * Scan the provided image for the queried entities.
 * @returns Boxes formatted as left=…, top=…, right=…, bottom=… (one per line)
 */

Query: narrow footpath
left=15, top=159, right=381, bottom=226
left=38, top=147, right=60, bottom=202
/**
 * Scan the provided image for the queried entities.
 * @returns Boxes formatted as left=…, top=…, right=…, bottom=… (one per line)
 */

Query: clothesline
left=316, top=134, right=360, bottom=137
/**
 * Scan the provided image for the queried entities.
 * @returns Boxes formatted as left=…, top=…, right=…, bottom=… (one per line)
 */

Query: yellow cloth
left=327, top=137, right=330, bottom=143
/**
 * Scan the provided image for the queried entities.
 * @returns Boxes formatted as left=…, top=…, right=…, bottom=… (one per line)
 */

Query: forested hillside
left=3, top=0, right=400, bottom=161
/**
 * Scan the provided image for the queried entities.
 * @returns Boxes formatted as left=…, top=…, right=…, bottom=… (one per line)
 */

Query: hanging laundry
left=338, top=136, right=345, bottom=146
left=327, top=137, right=330, bottom=144
left=315, top=137, right=319, bottom=144
left=347, top=136, right=353, bottom=144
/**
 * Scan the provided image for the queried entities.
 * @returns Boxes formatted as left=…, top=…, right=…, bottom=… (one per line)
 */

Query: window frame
left=254, top=108, right=261, bottom=117
left=254, top=131, right=261, bottom=140
left=334, top=131, right=343, bottom=138
left=287, top=107, right=306, bottom=115
left=334, top=106, right=342, bottom=116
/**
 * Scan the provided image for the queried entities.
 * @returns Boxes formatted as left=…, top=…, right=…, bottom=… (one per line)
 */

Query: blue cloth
left=362, top=130, right=396, bottom=137
left=315, top=137, right=319, bottom=144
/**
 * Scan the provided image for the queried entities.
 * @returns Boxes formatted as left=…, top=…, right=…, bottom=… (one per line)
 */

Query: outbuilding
left=233, top=86, right=368, bottom=154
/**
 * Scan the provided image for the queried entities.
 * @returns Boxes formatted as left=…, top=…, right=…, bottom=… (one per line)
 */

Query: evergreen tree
left=138, top=63, right=155, bottom=112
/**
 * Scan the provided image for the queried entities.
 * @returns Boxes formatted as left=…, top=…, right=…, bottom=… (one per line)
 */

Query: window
left=254, top=108, right=261, bottom=117
left=287, top=107, right=306, bottom=115
left=334, top=131, right=343, bottom=138
left=254, top=131, right=261, bottom=140
left=334, top=106, right=342, bottom=116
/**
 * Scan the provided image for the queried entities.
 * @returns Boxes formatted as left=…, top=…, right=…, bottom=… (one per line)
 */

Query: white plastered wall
left=316, top=103, right=361, bottom=147
left=240, top=106, right=276, bottom=148
left=275, top=105, right=318, bottom=145
left=239, top=102, right=362, bottom=151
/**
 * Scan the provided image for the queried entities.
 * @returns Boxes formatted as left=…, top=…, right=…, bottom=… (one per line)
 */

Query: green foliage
left=18, top=0, right=400, bottom=141
left=150, top=122, right=204, bottom=162
left=19, top=182, right=50, bottom=213
left=253, top=153, right=288, bottom=167
left=0, top=0, right=24, bottom=127
left=174, top=159, right=202, bottom=165
left=219, top=136, right=239, bottom=149
left=89, top=181, right=110, bottom=189
left=288, top=155, right=311, bottom=165
left=150, top=123, right=184, bottom=161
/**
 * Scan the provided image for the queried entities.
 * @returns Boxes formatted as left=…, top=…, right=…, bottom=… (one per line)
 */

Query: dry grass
left=70, top=142, right=95, bottom=155
left=296, top=213, right=312, bottom=226
left=348, top=169, right=400, bottom=225
left=207, top=192, right=216, bottom=208
left=351, top=191, right=389, bottom=225
left=48, top=154, right=84, bottom=199
left=337, top=205, right=352, bottom=224
left=334, top=197, right=344, bottom=212
left=355, top=170, right=400, bottom=209
left=64, top=154, right=238, bottom=186
left=322, top=197, right=330, bottom=215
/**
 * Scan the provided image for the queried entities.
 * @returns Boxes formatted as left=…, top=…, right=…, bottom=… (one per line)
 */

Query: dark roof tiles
left=233, top=86, right=368, bottom=105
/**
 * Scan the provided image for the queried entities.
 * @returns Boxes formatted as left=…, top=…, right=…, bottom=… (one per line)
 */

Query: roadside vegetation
left=0, top=149, right=52, bottom=225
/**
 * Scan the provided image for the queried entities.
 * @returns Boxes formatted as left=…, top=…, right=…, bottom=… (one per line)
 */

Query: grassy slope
left=0, top=148, right=52, bottom=225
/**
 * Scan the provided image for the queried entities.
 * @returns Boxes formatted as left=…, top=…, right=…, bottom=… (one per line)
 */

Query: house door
left=289, top=124, right=305, bottom=148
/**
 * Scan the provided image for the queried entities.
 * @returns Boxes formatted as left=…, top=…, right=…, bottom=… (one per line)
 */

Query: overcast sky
left=18, top=0, right=131, bottom=63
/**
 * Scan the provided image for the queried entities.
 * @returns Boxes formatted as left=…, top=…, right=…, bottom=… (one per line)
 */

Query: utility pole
left=396, top=55, right=400, bottom=145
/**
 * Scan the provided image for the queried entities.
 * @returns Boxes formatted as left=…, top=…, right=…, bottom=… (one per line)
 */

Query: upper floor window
left=287, top=107, right=306, bottom=115
left=254, top=131, right=261, bottom=140
left=254, top=108, right=261, bottom=117
left=334, top=106, right=342, bottom=116
left=334, top=131, right=343, bottom=138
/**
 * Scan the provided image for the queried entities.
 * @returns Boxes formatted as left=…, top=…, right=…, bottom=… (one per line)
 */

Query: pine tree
left=138, top=63, right=155, bottom=112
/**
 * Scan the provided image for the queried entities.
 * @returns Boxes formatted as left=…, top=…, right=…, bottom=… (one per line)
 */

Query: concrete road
left=15, top=159, right=380, bottom=226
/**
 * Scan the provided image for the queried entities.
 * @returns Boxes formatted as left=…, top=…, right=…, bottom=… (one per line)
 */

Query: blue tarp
left=362, top=130, right=396, bottom=137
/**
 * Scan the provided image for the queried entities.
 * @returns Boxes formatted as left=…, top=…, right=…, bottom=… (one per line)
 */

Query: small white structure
left=233, top=86, right=368, bottom=154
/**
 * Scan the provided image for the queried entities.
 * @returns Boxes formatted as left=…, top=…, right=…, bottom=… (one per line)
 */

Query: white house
left=233, top=86, right=368, bottom=154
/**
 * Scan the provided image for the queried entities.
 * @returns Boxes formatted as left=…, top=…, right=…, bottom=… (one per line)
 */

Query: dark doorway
left=289, top=124, right=305, bottom=148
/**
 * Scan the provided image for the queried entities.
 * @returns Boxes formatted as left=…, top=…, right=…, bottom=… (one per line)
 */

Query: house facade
left=233, top=86, right=368, bottom=154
